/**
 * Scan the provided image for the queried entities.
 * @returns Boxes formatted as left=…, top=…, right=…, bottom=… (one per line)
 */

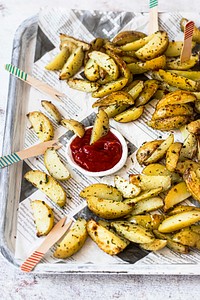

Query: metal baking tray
left=1, top=11, right=200, bottom=275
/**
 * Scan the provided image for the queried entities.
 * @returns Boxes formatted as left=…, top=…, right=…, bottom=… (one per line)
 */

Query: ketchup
left=70, top=128, right=123, bottom=172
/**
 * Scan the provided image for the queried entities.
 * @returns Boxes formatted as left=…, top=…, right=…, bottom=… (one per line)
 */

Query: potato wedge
left=158, top=210, right=200, bottom=233
left=80, top=183, right=123, bottom=201
left=153, top=229, right=189, bottom=253
left=168, top=206, right=200, bottom=216
left=54, top=218, right=87, bottom=258
left=163, top=182, right=191, bottom=212
left=135, top=80, right=159, bottom=107
left=128, top=197, right=164, bottom=215
left=111, top=221, right=155, bottom=244
left=139, top=239, right=167, bottom=251
left=144, top=134, right=174, bottom=165
left=129, top=174, right=171, bottom=191
left=113, top=30, right=147, bottom=46
left=147, top=115, right=191, bottom=131
left=92, top=91, right=134, bottom=107
left=60, top=119, right=85, bottom=138
left=60, top=46, right=84, bottom=80
left=89, top=51, right=119, bottom=80
left=59, top=33, right=90, bottom=51
left=45, top=47, right=70, bottom=70
left=106, top=50, right=131, bottom=80
left=44, top=148, right=70, bottom=181
left=156, top=90, right=197, bottom=109
left=152, top=103, right=194, bottom=120
left=114, top=175, right=141, bottom=198
left=90, top=37, right=105, bottom=50
left=158, top=70, right=200, bottom=91
left=164, top=40, right=196, bottom=57
left=124, top=188, right=163, bottom=204
left=127, top=62, right=148, bottom=74
left=128, top=55, right=166, bottom=75
left=128, top=80, right=144, bottom=101
left=84, top=58, right=100, bottom=81
left=87, top=219, right=128, bottom=255
left=31, top=200, right=54, bottom=236
left=120, top=34, right=154, bottom=51
left=166, top=142, right=182, bottom=172
left=27, top=111, right=54, bottom=142
left=179, top=133, right=197, bottom=161
left=86, top=196, right=133, bottom=219
left=142, top=163, right=182, bottom=183
left=190, top=225, right=200, bottom=235
left=180, top=18, right=200, bottom=43
left=103, top=104, right=130, bottom=118
left=114, top=106, right=144, bottom=123
left=41, top=100, right=62, bottom=123
left=90, top=109, right=109, bottom=144
left=166, top=54, right=198, bottom=70
left=175, top=159, right=200, bottom=175
left=136, top=140, right=164, bottom=166
left=187, top=119, right=200, bottom=135
left=92, top=77, right=128, bottom=98
left=135, top=31, right=169, bottom=61
left=127, top=214, right=164, bottom=230
left=169, top=70, right=200, bottom=81
left=172, top=227, right=200, bottom=247
left=183, top=168, right=200, bottom=202
left=24, top=170, right=66, bottom=207
left=67, top=78, right=99, bottom=92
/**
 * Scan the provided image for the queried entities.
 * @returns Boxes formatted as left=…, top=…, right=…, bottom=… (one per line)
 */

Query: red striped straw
left=180, top=21, right=194, bottom=63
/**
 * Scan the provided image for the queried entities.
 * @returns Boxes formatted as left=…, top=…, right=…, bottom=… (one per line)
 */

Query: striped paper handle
left=20, top=251, right=44, bottom=272
left=0, top=153, right=21, bottom=168
left=149, top=0, right=159, bottom=34
left=184, top=21, right=194, bottom=40
left=180, top=21, right=194, bottom=63
left=5, top=64, right=28, bottom=81
left=149, top=0, right=158, bottom=9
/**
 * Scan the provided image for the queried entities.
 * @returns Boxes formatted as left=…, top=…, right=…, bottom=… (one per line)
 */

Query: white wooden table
left=1, top=1, right=200, bottom=299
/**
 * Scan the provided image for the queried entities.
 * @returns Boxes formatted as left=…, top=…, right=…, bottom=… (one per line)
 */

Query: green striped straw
left=5, top=64, right=28, bottom=81
left=0, top=153, right=21, bottom=168
left=149, top=0, right=158, bottom=9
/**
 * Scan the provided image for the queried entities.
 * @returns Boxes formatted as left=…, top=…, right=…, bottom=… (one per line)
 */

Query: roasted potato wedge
left=103, top=104, right=130, bottom=118
left=152, top=103, right=194, bottom=120
left=111, top=221, right=155, bottom=244
left=24, top=170, right=66, bottom=207
left=92, top=91, right=134, bottom=107
left=127, top=55, right=166, bottom=74
left=183, top=168, right=200, bottom=202
left=166, top=54, right=198, bottom=70
left=124, top=188, right=163, bottom=204
left=87, top=219, right=128, bottom=255
left=59, top=33, right=90, bottom=51
left=129, top=174, right=171, bottom=191
left=164, top=40, right=196, bottom=57
left=54, top=218, right=87, bottom=258
left=163, top=182, right=191, bottom=212
left=113, top=30, right=147, bottom=46
left=120, top=34, right=154, bottom=51
left=84, top=58, right=100, bottom=81
left=80, top=183, right=123, bottom=201
left=31, top=200, right=54, bottom=236
left=44, top=148, right=71, bottom=181
left=190, top=225, right=200, bottom=235
left=86, top=196, right=133, bottom=219
left=106, top=50, right=131, bottom=80
left=136, top=140, right=164, bottom=166
left=139, top=239, right=167, bottom=251
left=41, top=100, right=62, bottom=123
left=114, top=175, right=141, bottom=198
left=90, top=109, right=109, bottom=144
left=175, top=159, right=200, bottom=175
left=127, top=214, right=164, bottom=230
left=144, top=134, right=174, bottom=165
left=27, top=111, right=54, bottom=142
left=156, top=90, right=197, bottom=109
left=60, top=46, right=84, bottom=80
left=153, top=229, right=189, bottom=253
left=142, top=163, right=182, bottom=183
left=172, top=227, right=200, bottom=247
left=67, top=78, right=99, bottom=92
left=92, top=77, right=128, bottom=98
left=148, top=115, right=191, bottom=131
left=179, top=133, right=197, bottom=161
left=166, top=142, right=182, bottom=172
left=169, top=70, right=200, bottom=81
left=158, top=70, right=200, bottom=91
left=128, top=197, right=164, bottom=215
left=135, top=79, right=159, bottom=107
left=168, top=205, right=200, bottom=216
left=128, top=80, right=144, bottom=100
left=158, top=210, right=200, bottom=233
left=114, top=106, right=144, bottom=123
left=89, top=51, right=119, bottom=80
left=60, top=119, right=85, bottom=138
left=45, top=47, right=70, bottom=70
left=135, top=31, right=169, bottom=61
left=187, top=119, right=200, bottom=135
left=180, top=18, right=200, bottom=43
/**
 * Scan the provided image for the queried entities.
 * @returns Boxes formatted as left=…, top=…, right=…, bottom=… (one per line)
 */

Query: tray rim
left=1, top=11, right=200, bottom=275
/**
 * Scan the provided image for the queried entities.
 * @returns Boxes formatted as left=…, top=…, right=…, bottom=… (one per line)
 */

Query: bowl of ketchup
left=66, top=126, right=128, bottom=177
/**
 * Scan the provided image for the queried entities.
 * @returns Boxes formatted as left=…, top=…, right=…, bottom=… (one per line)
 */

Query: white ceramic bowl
left=66, top=127, right=128, bottom=177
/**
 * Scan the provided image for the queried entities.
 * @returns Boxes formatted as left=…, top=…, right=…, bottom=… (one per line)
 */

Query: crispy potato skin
left=31, top=200, right=54, bottom=236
